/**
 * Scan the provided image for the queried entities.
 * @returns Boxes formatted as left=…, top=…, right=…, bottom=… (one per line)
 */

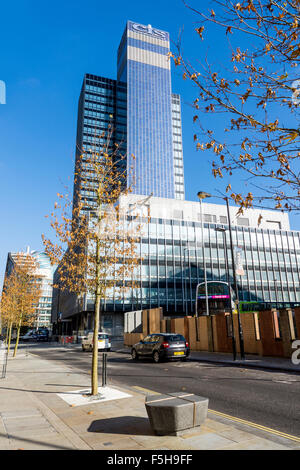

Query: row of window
left=92, top=288, right=300, bottom=303
left=85, top=101, right=114, bottom=113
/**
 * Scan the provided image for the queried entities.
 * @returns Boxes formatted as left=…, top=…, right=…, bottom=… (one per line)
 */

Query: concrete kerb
left=189, top=356, right=300, bottom=374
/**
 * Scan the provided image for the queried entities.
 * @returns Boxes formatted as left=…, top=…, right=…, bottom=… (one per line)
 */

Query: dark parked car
left=36, top=329, right=49, bottom=342
left=131, top=333, right=190, bottom=363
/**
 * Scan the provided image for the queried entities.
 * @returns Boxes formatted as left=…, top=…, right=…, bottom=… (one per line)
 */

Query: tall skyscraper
left=73, top=21, right=185, bottom=212
left=117, top=21, right=175, bottom=198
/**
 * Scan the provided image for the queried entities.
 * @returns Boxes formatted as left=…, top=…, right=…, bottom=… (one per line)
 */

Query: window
left=267, top=220, right=281, bottom=230
left=173, top=210, right=183, bottom=219
left=143, top=335, right=152, bottom=343
left=202, top=214, right=217, bottom=223
left=220, top=216, right=228, bottom=224
left=237, top=217, right=249, bottom=227
left=151, top=335, right=161, bottom=342
left=164, top=334, right=185, bottom=342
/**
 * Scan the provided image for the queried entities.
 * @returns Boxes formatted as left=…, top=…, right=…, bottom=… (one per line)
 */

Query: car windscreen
left=165, top=335, right=185, bottom=342
left=98, top=334, right=109, bottom=339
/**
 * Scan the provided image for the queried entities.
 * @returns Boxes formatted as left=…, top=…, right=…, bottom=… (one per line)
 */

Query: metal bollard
left=0, top=344, right=8, bottom=379
left=102, top=353, right=107, bottom=387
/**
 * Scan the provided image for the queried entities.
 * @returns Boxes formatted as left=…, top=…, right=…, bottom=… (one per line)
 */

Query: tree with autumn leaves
left=0, top=254, right=41, bottom=356
left=172, top=0, right=300, bottom=218
left=42, top=125, right=146, bottom=396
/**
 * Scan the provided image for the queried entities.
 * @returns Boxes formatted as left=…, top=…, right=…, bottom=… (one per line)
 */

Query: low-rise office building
left=51, top=194, right=300, bottom=337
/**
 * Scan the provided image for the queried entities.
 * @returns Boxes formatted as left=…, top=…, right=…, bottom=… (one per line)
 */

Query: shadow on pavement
left=88, top=416, right=153, bottom=436
left=0, top=431, right=74, bottom=450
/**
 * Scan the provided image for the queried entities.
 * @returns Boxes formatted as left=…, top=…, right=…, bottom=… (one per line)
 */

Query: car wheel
left=82, top=345, right=85, bottom=351
left=131, top=349, right=138, bottom=361
left=153, top=351, right=160, bottom=363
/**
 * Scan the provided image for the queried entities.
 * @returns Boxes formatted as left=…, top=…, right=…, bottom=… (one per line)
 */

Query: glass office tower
left=117, top=21, right=175, bottom=198
left=73, top=74, right=127, bottom=214
left=74, top=21, right=181, bottom=211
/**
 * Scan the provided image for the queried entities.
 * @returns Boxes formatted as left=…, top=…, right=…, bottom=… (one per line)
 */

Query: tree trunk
left=7, top=322, right=12, bottom=354
left=13, top=319, right=22, bottom=358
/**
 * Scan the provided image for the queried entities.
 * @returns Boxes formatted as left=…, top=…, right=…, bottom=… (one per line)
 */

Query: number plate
left=174, top=351, right=184, bottom=356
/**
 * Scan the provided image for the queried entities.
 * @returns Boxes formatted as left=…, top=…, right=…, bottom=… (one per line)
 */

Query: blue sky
left=0, top=0, right=299, bottom=286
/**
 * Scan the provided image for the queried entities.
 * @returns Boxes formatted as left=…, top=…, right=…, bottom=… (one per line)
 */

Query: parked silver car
left=81, top=332, right=111, bottom=352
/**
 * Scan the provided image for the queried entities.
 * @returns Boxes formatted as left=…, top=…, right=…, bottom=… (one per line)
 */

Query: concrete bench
left=145, top=392, right=209, bottom=436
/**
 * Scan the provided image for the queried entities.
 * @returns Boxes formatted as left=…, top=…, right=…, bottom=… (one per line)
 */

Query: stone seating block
left=145, top=392, right=209, bottom=436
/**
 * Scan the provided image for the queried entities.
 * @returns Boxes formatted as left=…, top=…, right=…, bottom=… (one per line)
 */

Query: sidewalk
left=112, top=342, right=300, bottom=373
left=0, top=347, right=299, bottom=451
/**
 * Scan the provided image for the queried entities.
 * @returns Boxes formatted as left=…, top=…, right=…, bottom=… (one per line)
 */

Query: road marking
left=208, top=409, right=300, bottom=443
left=133, top=386, right=300, bottom=443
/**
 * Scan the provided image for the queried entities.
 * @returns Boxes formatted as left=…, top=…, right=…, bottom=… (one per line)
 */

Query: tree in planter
left=172, top=0, right=300, bottom=217
left=0, top=254, right=41, bottom=356
left=42, top=127, right=147, bottom=396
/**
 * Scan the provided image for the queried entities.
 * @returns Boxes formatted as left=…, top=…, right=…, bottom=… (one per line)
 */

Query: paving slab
left=182, top=432, right=235, bottom=450
left=57, top=386, right=132, bottom=407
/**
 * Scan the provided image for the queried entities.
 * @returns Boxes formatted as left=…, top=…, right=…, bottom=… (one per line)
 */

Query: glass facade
left=118, top=21, right=175, bottom=198
left=31, top=251, right=56, bottom=328
left=4, top=250, right=56, bottom=328
left=74, top=75, right=119, bottom=213
left=74, top=21, right=184, bottom=212
left=89, top=196, right=300, bottom=315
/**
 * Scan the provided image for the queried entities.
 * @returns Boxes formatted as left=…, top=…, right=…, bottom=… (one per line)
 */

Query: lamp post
left=183, top=247, right=188, bottom=315
left=215, top=226, right=237, bottom=361
left=197, top=192, right=211, bottom=316
left=224, top=196, right=245, bottom=360
left=197, top=191, right=245, bottom=360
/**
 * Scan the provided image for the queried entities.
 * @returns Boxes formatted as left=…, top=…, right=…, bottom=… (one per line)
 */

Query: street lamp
left=183, top=247, right=188, bottom=315
left=197, top=191, right=245, bottom=360
left=224, top=196, right=245, bottom=360
left=215, top=226, right=237, bottom=361
left=197, top=191, right=211, bottom=316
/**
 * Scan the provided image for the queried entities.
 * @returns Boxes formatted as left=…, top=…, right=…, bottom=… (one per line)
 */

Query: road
left=29, top=343, right=300, bottom=437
